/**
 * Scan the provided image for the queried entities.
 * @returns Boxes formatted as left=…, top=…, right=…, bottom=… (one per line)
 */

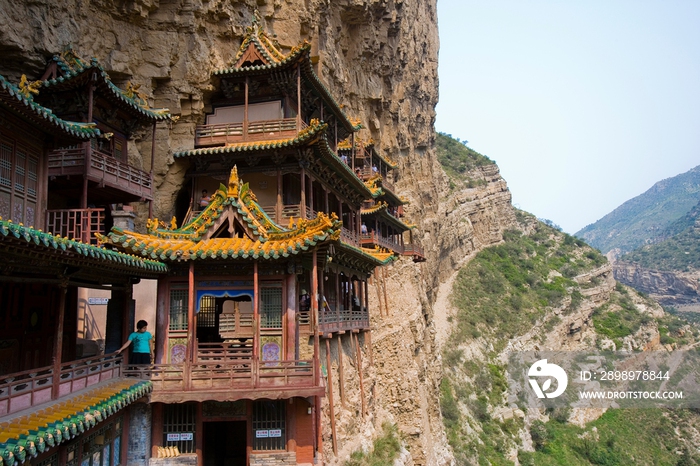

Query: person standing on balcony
left=361, top=223, right=368, bottom=235
left=199, top=189, right=211, bottom=208
left=117, top=320, right=153, bottom=365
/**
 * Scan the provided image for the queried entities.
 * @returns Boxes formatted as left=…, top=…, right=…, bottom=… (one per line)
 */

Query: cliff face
left=613, top=262, right=700, bottom=306
left=0, top=1, right=523, bottom=464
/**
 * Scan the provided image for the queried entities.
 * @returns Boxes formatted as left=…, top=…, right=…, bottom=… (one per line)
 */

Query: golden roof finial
left=18, top=75, right=41, bottom=99
left=228, top=165, right=240, bottom=198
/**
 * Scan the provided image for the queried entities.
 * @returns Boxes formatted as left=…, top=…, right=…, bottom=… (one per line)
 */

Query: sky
left=435, top=0, right=700, bottom=234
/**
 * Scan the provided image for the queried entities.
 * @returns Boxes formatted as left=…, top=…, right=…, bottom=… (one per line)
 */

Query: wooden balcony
left=360, top=231, right=404, bottom=254
left=403, top=243, right=426, bottom=262
left=195, top=118, right=305, bottom=147
left=48, top=146, right=153, bottom=200
left=0, top=353, right=123, bottom=417
left=46, top=208, right=105, bottom=245
left=318, top=307, right=370, bottom=334
left=341, top=227, right=359, bottom=247
left=124, top=355, right=321, bottom=403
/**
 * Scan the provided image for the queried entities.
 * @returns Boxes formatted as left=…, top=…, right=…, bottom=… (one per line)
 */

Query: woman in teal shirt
left=117, top=320, right=153, bottom=365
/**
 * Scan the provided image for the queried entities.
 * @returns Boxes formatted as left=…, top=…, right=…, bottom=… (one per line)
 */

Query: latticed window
left=169, top=285, right=189, bottom=331
left=0, top=136, right=39, bottom=226
left=164, top=403, right=196, bottom=454
left=252, top=400, right=286, bottom=451
left=260, top=285, right=283, bottom=329
left=197, top=295, right=217, bottom=329
left=35, top=453, right=59, bottom=466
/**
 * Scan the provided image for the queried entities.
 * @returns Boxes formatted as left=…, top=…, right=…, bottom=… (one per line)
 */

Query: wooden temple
left=0, top=73, right=166, bottom=466
left=0, top=16, right=425, bottom=466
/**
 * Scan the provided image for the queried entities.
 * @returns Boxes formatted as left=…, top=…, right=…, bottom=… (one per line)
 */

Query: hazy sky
left=436, top=1, right=700, bottom=234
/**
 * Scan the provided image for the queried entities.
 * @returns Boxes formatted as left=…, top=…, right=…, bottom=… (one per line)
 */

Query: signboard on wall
left=88, top=297, right=109, bottom=305
left=255, top=430, right=269, bottom=438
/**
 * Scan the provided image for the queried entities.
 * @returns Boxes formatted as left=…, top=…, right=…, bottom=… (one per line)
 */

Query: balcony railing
left=360, top=231, right=404, bottom=254
left=318, top=307, right=370, bottom=334
left=341, top=227, right=359, bottom=246
left=195, top=118, right=304, bottom=147
left=0, top=353, right=123, bottom=417
left=46, top=208, right=105, bottom=244
left=403, top=243, right=426, bottom=262
left=48, top=147, right=153, bottom=200
left=123, top=359, right=317, bottom=399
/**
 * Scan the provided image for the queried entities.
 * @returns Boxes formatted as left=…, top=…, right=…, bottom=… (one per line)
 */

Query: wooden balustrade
left=318, top=307, right=370, bottom=334
left=360, top=231, right=404, bottom=254
left=341, top=227, right=359, bottom=246
left=194, top=118, right=304, bottom=147
left=48, top=146, right=152, bottom=199
left=46, top=208, right=105, bottom=244
left=0, top=353, right=123, bottom=417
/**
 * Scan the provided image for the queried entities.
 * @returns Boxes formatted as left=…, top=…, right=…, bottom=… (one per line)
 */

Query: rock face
left=613, top=261, right=700, bottom=306
left=0, top=1, right=522, bottom=464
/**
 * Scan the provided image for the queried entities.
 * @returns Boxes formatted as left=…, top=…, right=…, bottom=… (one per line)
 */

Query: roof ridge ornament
left=18, top=75, right=41, bottom=100
left=228, top=165, right=240, bottom=198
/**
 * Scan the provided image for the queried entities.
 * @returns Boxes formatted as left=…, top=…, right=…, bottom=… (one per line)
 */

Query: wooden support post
left=374, top=269, right=383, bottom=317
left=187, top=263, right=196, bottom=363
left=276, top=168, right=282, bottom=223
left=196, top=402, right=203, bottom=466
left=122, top=405, right=131, bottom=463
left=325, top=339, right=338, bottom=455
left=51, top=282, right=68, bottom=399
left=156, top=280, right=168, bottom=364
left=81, top=84, right=95, bottom=213
left=244, top=76, right=249, bottom=139
left=286, top=275, right=296, bottom=360
left=149, top=120, right=156, bottom=218
left=337, top=335, right=345, bottom=408
left=151, top=403, right=163, bottom=458
left=254, top=261, right=260, bottom=387
left=312, top=250, right=320, bottom=386
left=365, top=329, right=373, bottom=366
left=296, top=65, right=302, bottom=130
left=382, top=267, right=390, bottom=316
left=300, top=168, right=306, bottom=220
left=354, top=333, right=366, bottom=418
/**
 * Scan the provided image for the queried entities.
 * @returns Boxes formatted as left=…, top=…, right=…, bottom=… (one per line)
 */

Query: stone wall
left=149, top=454, right=198, bottom=466
left=128, top=402, right=152, bottom=466
left=249, top=451, right=297, bottom=466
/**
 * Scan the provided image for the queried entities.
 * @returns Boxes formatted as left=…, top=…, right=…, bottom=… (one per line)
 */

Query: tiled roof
left=335, top=240, right=396, bottom=267
left=41, top=49, right=170, bottom=122
left=360, top=202, right=413, bottom=231
left=337, top=136, right=398, bottom=168
left=0, top=74, right=101, bottom=141
left=0, top=380, right=151, bottom=465
left=213, top=23, right=360, bottom=135
left=0, top=218, right=168, bottom=273
left=173, top=120, right=327, bottom=158
left=99, top=167, right=342, bottom=261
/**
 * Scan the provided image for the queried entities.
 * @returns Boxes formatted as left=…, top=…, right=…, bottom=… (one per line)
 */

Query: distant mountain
left=576, top=165, right=700, bottom=255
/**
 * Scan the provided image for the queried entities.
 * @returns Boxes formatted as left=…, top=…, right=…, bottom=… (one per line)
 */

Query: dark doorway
left=203, top=421, right=247, bottom=466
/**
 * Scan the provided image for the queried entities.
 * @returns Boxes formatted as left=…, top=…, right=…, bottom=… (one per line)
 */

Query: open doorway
left=203, top=420, right=247, bottom=466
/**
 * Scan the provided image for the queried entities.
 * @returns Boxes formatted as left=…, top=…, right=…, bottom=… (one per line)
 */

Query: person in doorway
left=299, top=289, right=311, bottom=312
left=117, top=320, right=153, bottom=365
left=199, top=189, right=210, bottom=208
left=361, top=222, right=368, bottom=234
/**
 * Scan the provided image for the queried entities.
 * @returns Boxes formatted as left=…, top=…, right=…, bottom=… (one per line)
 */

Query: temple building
left=0, top=16, right=423, bottom=466
left=0, top=73, right=165, bottom=466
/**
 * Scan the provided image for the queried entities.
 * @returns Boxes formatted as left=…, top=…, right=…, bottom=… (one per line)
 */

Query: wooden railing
left=318, top=307, right=370, bottom=334
left=48, top=147, right=152, bottom=199
left=403, top=243, right=425, bottom=260
left=123, top=359, right=316, bottom=394
left=46, top=208, right=105, bottom=244
left=360, top=231, right=404, bottom=254
left=195, top=118, right=304, bottom=147
left=341, top=227, right=359, bottom=246
left=0, top=353, right=123, bottom=417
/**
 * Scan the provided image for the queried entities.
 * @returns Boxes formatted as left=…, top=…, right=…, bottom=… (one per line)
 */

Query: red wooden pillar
left=51, top=282, right=68, bottom=399
left=196, top=403, right=203, bottom=466
left=296, top=65, right=302, bottom=130
left=325, top=338, right=338, bottom=455
left=151, top=403, right=163, bottom=458
left=253, top=261, right=260, bottom=386
left=149, top=120, right=156, bottom=218
left=276, top=168, right=282, bottom=223
left=244, top=77, right=249, bottom=140
left=286, top=275, right=296, bottom=359
left=187, top=263, right=195, bottom=363
left=300, top=169, right=306, bottom=220
left=155, top=280, right=168, bottom=364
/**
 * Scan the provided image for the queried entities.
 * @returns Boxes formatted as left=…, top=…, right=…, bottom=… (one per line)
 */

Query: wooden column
left=244, top=76, right=249, bottom=139
left=196, top=403, right=203, bottom=466
left=324, top=189, right=329, bottom=215
left=300, top=169, right=306, bottom=220
left=187, top=263, right=195, bottom=362
left=374, top=269, right=383, bottom=317
left=151, top=403, right=163, bottom=458
left=149, top=121, right=156, bottom=218
left=253, top=261, right=260, bottom=387
left=351, top=133, right=355, bottom=172
left=81, top=84, right=95, bottom=213
left=122, top=405, right=131, bottom=463
left=382, top=267, right=390, bottom=316
left=325, top=339, right=338, bottom=455
left=354, top=333, right=366, bottom=418
left=276, top=168, right=282, bottom=223
left=311, top=250, right=320, bottom=385
left=308, top=176, right=314, bottom=216
left=286, top=275, right=296, bottom=359
left=155, top=280, right=168, bottom=364
left=296, top=65, right=302, bottom=130
left=51, top=282, right=68, bottom=399
left=337, top=335, right=345, bottom=407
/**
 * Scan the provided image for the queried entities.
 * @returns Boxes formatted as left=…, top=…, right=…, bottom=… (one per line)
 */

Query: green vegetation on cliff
left=575, top=165, right=700, bottom=255
left=436, top=132, right=493, bottom=181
